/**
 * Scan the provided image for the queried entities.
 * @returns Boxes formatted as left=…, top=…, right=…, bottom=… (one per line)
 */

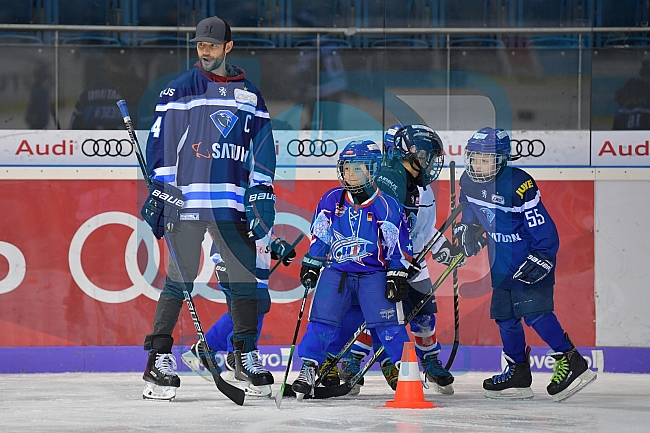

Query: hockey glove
left=214, top=261, right=230, bottom=290
left=432, top=239, right=466, bottom=267
left=141, top=179, right=185, bottom=239
left=270, top=238, right=297, bottom=266
left=454, top=223, right=487, bottom=257
left=300, top=254, right=324, bottom=289
left=245, top=183, right=276, bottom=240
left=385, top=269, right=409, bottom=303
left=513, top=251, right=554, bottom=284
left=407, top=259, right=423, bottom=280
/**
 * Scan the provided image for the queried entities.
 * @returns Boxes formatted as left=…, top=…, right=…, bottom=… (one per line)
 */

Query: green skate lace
left=551, top=356, right=569, bottom=383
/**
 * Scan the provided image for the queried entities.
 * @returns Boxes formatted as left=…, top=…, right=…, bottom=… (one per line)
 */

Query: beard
left=200, top=54, right=225, bottom=72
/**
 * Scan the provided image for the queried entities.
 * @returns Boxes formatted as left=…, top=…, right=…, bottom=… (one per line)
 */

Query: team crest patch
left=480, top=207, right=496, bottom=225
left=380, top=308, right=395, bottom=320
left=491, top=194, right=505, bottom=205
left=210, top=110, right=238, bottom=137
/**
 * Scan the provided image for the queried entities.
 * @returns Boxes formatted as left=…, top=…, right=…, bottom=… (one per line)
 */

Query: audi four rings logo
left=82, top=139, right=134, bottom=157
left=511, top=139, right=545, bottom=160
left=287, top=139, right=338, bottom=157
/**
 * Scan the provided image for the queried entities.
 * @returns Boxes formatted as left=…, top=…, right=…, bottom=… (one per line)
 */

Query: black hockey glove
left=432, top=239, right=466, bottom=268
left=406, top=259, right=423, bottom=280
left=214, top=261, right=230, bottom=290
left=141, top=179, right=184, bottom=239
left=300, top=254, right=324, bottom=289
left=385, top=269, right=409, bottom=303
left=454, top=223, right=487, bottom=257
left=513, top=251, right=554, bottom=284
left=245, top=183, right=276, bottom=241
left=270, top=238, right=297, bottom=266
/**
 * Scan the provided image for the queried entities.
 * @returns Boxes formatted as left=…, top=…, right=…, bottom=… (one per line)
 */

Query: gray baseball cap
left=190, top=16, right=232, bottom=44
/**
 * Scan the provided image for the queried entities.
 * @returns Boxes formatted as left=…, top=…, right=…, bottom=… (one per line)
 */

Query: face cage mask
left=408, top=149, right=444, bottom=186
left=464, top=149, right=505, bottom=183
left=337, top=159, right=378, bottom=194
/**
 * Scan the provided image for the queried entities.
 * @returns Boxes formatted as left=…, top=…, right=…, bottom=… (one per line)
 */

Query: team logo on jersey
left=234, top=88, right=258, bottom=106
left=335, top=203, right=345, bottom=217
left=491, top=194, right=505, bottom=205
left=219, top=86, right=227, bottom=96
left=480, top=207, right=496, bottom=225
left=330, top=230, right=372, bottom=264
left=191, top=142, right=210, bottom=159
left=210, top=110, right=238, bottom=137
left=482, top=190, right=488, bottom=198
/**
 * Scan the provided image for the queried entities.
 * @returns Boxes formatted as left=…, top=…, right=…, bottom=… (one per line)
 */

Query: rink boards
left=0, top=129, right=649, bottom=374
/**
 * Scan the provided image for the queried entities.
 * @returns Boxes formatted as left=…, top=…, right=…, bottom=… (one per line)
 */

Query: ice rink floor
left=1, top=371, right=649, bottom=433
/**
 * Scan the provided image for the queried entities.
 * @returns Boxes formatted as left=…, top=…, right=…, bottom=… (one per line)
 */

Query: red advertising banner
left=0, top=179, right=595, bottom=349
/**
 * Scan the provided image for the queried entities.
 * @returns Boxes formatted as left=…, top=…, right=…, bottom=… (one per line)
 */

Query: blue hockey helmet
left=464, top=127, right=511, bottom=183
left=337, top=140, right=382, bottom=194
left=387, top=124, right=444, bottom=186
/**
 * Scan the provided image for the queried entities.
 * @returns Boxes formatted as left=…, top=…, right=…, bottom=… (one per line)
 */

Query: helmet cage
left=392, top=125, right=444, bottom=185
left=337, top=140, right=382, bottom=194
left=464, top=149, right=506, bottom=183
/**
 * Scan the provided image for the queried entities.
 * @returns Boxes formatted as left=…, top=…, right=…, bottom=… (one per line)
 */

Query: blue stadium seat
left=60, top=35, right=123, bottom=45
left=370, top=38, right=430, bottom=48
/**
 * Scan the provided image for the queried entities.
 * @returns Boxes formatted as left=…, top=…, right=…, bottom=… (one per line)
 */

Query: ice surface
left=1, top=372, right=649, bottom=433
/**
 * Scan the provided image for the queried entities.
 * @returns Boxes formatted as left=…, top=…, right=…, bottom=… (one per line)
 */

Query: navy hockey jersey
left=308, top=187, right=413, bottom=273
left=459, top=166, right=559, bottom=290
left=145, top=62, right=276, bottom=223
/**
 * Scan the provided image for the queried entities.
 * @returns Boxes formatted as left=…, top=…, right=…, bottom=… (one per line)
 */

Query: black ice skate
left=340, top=352, right=365, bottom=396
left=292, top=359, right=317, bottom=401
left=220, top=349, right=271, bottom=398
left=143, top=350, right=181, bottom=401
left=181, top=341, right=221, bottom=382
left=318, top=355, right=341, bottom=387
left=380, top=359, right=399, bottom=391
left=483, top=349, right=533, bottom=400
left=234, top=348, right=274, bottom=387
left=420, top=353, right=455, bottom=395
left=547, top=334, right=597, bottom=402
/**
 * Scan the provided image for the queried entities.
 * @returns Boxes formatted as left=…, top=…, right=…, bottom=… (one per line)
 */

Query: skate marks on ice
left=1, top=372, right=649, bottom=433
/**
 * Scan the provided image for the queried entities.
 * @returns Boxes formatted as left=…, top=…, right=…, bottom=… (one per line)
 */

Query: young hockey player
left=139, top=16, right=279, bottom=400
left=457, top=127, right=597, bottom=402
left=336, top=124, right=461, bottom=395
left=181, top=238, right=295, bottom=397
left=292, top=140, right=413, bottom=399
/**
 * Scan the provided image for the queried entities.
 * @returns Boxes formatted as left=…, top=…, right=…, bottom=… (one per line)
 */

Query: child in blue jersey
left=292, top=140, right=413, bottom=399
left=181, top=238, right=295, bottom=397
left=139, top=16, right=287, bottom=401
left=457, top=127, right=596, bottom=402
left=333, top=124, right=460, bottom=395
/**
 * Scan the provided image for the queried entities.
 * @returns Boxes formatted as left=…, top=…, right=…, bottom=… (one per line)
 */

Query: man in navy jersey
left=139, top=16, right=288, bottom=400
left=457, top=127, right=596, bottom=402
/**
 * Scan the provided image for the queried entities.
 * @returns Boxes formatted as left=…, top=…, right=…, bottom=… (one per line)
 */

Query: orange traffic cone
left=384, top=342, right=435, bottom=409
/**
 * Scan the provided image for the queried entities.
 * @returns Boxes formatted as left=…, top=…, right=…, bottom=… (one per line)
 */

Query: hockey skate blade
left=433, top=383, right=455, bottom=395
left=181, top=351, right=212, bottom=382
left=142, top=382, right=176, bottom=401
left=483, top=387, right=534, bottom=400
left=552, top=370, right=597, bottom=403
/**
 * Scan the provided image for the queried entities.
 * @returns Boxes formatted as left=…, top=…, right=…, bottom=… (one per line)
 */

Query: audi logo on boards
left=82, top=139, right=134, bottom=157
left=510, top=139, right=545, bottom=161
left=286, top=139, right=338, bottom=157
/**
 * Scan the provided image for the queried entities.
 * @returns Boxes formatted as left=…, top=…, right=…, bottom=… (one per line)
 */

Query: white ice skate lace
left=245, top=350, right=269, bottom=374
left=297, top=362, right=316, bottom=386
left=155, top=353, right=178, bottom=376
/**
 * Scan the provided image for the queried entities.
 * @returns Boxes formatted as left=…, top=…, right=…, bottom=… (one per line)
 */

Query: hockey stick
left=311, top=250, right=471, bottom=398
left=268, top=234, right=305, bottom=276
left=117, top=100, right=245, bottom=406
left=445, top=161, right=460, bottom=371
left=313, top=204, right=464, bottom=386
left=274, top=280, right=312, bottom=409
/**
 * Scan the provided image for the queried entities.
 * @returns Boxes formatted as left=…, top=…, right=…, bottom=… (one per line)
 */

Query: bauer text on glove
left=141, top=179, right=184, bottom=239
left=245, top=183, right=276, bottom=240
left=513, top=251, right=553, bottom=284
